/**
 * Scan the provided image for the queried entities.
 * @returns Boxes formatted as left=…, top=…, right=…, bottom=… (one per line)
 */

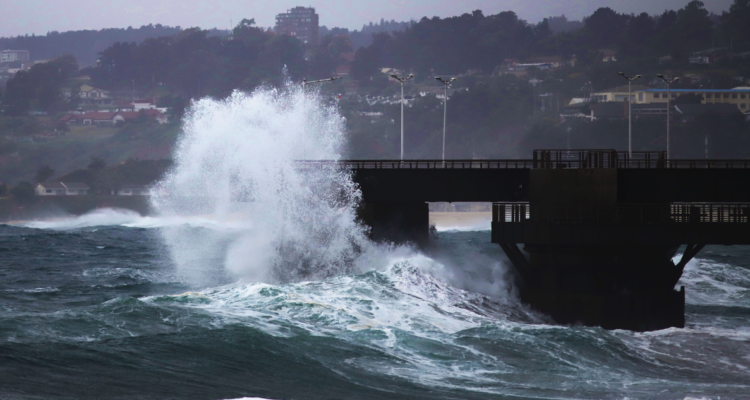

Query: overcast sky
left=1, top=0, right=735, bottom=38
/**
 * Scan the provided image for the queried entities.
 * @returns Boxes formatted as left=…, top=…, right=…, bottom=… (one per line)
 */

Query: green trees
left=3, top=55, right=78, bottom=116
left=0, top=24, right=184, bottom=66
left=721, top=0, right=750, bottom=51
left=350, top=10, right=543, bottom=80
left=583, top=7, right=629, bottom=49
left=89, top=22, right=307, bottom=99
left=34, top=166, right=54, bottom=183
left=671, top=1, right=715, bottom=55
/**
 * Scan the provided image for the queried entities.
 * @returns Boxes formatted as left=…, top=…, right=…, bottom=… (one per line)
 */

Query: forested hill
left=320, top=19, right=412, bottom=50
left=350, top=1, right=746, bottom=78
left=0, top=25, right=228, bottom=67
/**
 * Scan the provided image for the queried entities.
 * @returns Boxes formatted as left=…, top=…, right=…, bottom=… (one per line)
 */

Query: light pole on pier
left=302, top=77, right=339, bottom=88
left=657, top=74, right=680, bottom=161
left=435, top=77, right=457, bottom=162
left=618, top=72, right=641, bottom=159
left=391, top=74, right=414, bottom=160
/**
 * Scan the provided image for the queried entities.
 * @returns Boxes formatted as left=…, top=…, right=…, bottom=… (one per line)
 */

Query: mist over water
left=150, top=86, right=372, bottom=285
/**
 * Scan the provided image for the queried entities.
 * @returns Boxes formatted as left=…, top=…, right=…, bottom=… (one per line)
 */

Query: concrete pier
left=337, top=151, right=750, bottom=331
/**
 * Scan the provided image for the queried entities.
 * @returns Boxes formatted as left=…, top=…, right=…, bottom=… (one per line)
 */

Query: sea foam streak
left=151, top=86, right=370, bottom=285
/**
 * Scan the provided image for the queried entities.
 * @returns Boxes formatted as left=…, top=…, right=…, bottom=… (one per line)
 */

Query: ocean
left=1, top=213, right=749, bottom=399
left=2, top=85, right=749, bottom=400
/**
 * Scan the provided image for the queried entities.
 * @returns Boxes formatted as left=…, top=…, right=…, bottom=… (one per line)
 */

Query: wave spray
left=151, top=87, right=370, bottom=285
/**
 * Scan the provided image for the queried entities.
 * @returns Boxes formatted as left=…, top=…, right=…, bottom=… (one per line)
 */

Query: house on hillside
left=80, top=112, right=123, bottom=125
left=59, top=109, right=168, bottom=125
left=335, top=65, right=351, bottom=77
left=79, top=84, right=109, bottom=99
left=523, top=56, right=576, bottom=68
left=0, top=50, right=30, bottom=63
left=598, top=49, right=617, bottom=62
left=35, top=182, right=90, bottom=196
left=689, top=48, right=728, bottom=64
left=592, top=85, right=652, bottom=102
left=116, top=185, right=149, bottom=196
left=62, top=84, right=113, bottom=106
left=119, top=109, right=168, bottom=124
left=635, top=88, right=750, bottom=115
left=508, top=63, right=553, bottom=71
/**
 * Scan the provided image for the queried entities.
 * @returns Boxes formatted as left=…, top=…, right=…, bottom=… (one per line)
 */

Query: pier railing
left=297, top=156, right=750, bottom=170
left=532, top=150, right=750, bottom=169
left=493, top=203, right=750, bottom=224
left=297, top=160, right=535, bottom=169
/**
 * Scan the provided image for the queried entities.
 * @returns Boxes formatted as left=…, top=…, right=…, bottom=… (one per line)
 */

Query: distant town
left=0, top=1, right=749, bottom=214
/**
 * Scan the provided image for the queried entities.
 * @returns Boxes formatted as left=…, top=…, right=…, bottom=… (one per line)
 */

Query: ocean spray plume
left=151, top=87, right=369, bottom=285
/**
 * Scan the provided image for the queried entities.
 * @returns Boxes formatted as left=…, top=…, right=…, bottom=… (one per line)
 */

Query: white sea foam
left=150, top=86, right=371, bottom=286
left=14, top=208, right=260, bottom=231
left=18, top=208, right=145, bottom=230
left=676, top=254, right=750, bottom=307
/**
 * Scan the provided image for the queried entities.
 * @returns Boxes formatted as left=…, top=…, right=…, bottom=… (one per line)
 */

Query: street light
left=618, top=72, right=641, bottom=158
left=435, top=77, right=457, bottom=162
left=391, top=73, right=414, bottom=160
left=302, top=76, right=339, bottom=88
left=657, top=74, right=680, bottom=161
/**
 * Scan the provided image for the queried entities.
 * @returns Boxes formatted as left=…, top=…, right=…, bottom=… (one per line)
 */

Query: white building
left=116, top=185, right=149, bottom=196
left=1, top=50, right=30, bottom=63
left=35, top=182, right=90, bottom=196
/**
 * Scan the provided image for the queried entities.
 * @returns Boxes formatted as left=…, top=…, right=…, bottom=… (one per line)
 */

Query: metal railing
left=296, top=157, right=750, bottom=170
left=533, top=149, right=623, bottom=169
left=660, top=160, right=750, bottom=169
left=297, top=159, right=534, bottom=169
left=493, top=203, right=750, bottom=224
left=532, top=150, right=750, bottom=169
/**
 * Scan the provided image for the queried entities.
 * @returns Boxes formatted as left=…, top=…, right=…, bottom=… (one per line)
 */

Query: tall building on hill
left=1, top=50, right=30, bottom=63
left=275, top=7, right=319, bottom=46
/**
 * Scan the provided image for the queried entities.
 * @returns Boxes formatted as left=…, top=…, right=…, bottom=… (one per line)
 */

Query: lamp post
left=391, top=74, right=414, bottom=160
left=618, top=72, right=641, bottom=158
left=302, top=76, right=338, bottom=88
left=657, top=74, right=680, bottom=161
left=435, top=77, right=457, bottom=162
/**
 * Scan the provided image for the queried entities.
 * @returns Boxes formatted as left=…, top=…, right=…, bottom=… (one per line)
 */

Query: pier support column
left=518, top=244, right=685, bottom=331
left=494, top=164, right=692, bottom=331
left=359, top=202, right=429, bottom=247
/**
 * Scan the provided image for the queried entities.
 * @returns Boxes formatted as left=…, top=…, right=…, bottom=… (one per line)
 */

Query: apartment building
left=275, top=7, right=319, bottom=46
left=1, top=50, right=30, bottom=63
left=635, top=88, right=750, bottom=114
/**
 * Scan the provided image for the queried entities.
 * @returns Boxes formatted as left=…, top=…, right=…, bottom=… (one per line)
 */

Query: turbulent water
left=2, top=86, right=750, bottom=399
left=2, top=218, right=750, bottom=399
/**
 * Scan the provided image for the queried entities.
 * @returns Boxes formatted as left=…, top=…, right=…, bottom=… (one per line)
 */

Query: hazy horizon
left=1, top=0, right=734, bottom=38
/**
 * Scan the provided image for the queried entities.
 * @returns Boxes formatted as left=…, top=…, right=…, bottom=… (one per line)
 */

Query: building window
left=724, top=93, right=729, bottom=98
left=732, top=93, right=738, bottom=99
left=742, top=103, right=747, bottom=109
left=654, top=93, right=660, bottom=98
left=638, top=93, right=643, bottom=101
left=46, top=189, right=52, bottom=193
left=706, top=93, right=713, bottom=98
left=742, top=94, right=747, bottom=99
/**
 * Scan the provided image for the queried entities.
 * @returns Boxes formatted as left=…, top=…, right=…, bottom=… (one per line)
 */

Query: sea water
left=2, top=84, right=749, bottom=399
